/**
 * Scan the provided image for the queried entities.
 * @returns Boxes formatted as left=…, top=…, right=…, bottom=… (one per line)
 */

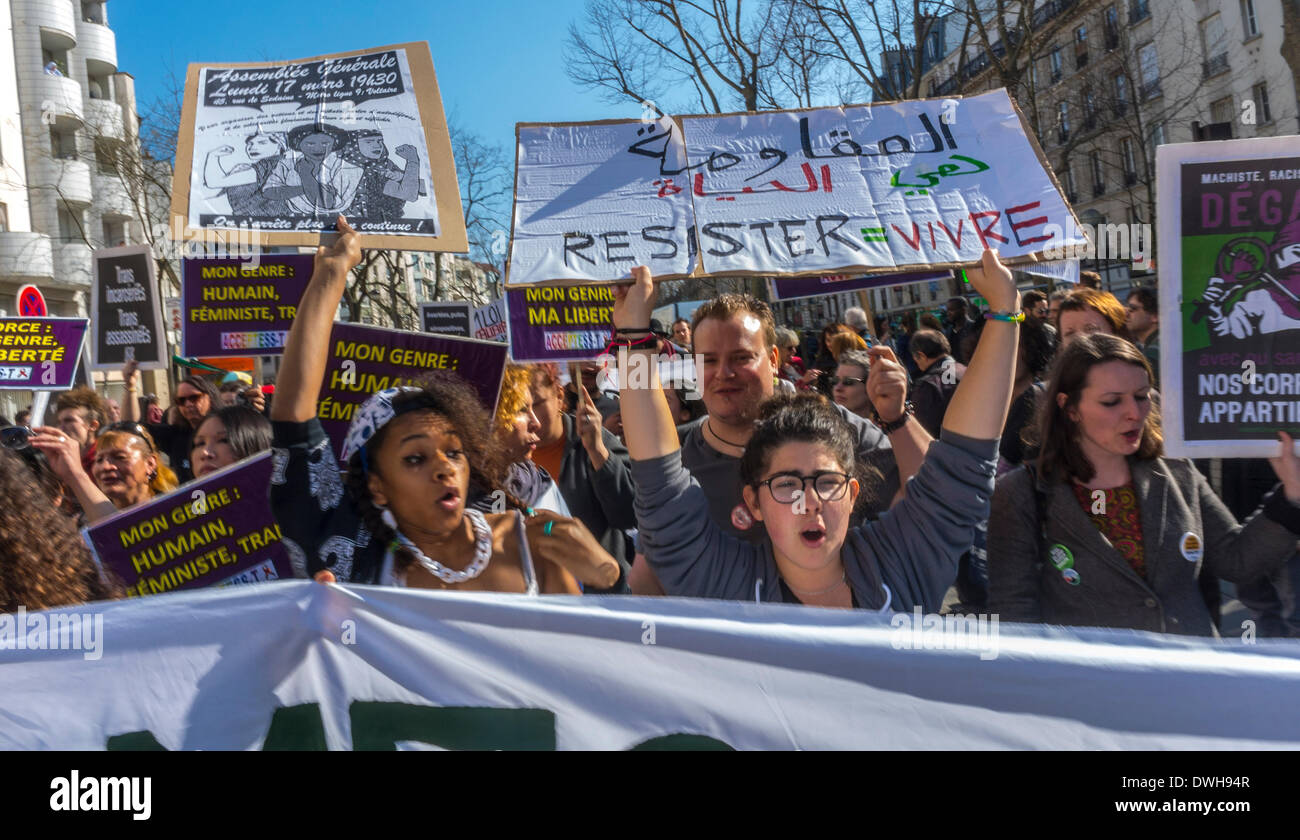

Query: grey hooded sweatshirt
left=631, top=431, right=999, bottom=611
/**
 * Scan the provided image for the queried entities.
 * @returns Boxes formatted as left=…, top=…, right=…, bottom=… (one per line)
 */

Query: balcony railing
left=1129, top=1, right=1151, bottom=25
left=1202, top=53, right=1229, bottom=79
left=1140, top=79, right=1162, bottom=100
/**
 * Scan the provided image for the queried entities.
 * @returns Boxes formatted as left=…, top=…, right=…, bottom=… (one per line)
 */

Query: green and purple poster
left=1158, top=136, right=1300, bottom=458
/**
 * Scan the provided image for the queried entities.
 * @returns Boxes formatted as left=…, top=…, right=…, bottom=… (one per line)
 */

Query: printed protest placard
left=419, top=302, right=471, bottom=337
left=471, top=299, right=507, bottom=342
left=318, top=322, right=508, bottom=463
left=506, top=284, right=615, bottom=363
left=0, top=318, right=88, bottom=389
left=85, top=452, right=293, bottom=597
left=768, top=269, right=952, bottom=301
left=171, top=42, right=466, bottom=252
left=508, top=89, right=1084, bottom=285
left=90, top=245, right=167, bottom=371
left=1157, top=135, right=1300, bottom=458
left=182, top=255, right=313, bottom=357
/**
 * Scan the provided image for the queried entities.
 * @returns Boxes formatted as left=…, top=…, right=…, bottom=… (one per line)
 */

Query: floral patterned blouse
left=1072, top=482, right=1146, bottom=579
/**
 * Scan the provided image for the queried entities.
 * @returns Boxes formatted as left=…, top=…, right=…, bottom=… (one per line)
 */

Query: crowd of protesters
left=2, top=215, right=1298, bottom=642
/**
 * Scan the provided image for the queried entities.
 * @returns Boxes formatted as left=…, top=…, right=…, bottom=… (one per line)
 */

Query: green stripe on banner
left=860, top=227, right=887, bottom=242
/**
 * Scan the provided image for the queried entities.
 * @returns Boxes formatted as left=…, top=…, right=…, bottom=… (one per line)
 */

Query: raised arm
left=121, top=358, right=141, bottom=423
left=203, top=147, right=256, bottom=189
left=612, top=266, right=677, bottom=459
left=941, top=249, right=1022, bottom=440
left=29, top=427, right=118, bottom=524
left=271, top=217, right=362, bottom=423
left=864, top=344, right=932, bottom=500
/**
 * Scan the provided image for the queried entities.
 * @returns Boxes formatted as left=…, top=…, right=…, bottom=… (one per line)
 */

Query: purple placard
left=768, top=269, right=953, bottom=301
left=506, top=285, right=616, bottom=363
left=182, top=254, right=315, bottom=357
left=318, top=322, right=508, bottom=464
left=86, top=452, right=292, bottom=597
left=0, top=318, right=89, bottom=390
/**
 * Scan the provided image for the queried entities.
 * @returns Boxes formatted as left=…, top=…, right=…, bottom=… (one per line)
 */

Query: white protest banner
left=1157, top=135, right=1300, bottom=458
left=171, top=42, right=467, bottom=252
left=508, top=89, right=1084, bottom=286
left=3, top=583, right=1299, bottom=750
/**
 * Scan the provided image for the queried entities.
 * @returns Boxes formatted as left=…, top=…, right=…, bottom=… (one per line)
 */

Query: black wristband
left=872, top=401, right=914, bottom=434
left=614, top=326, right=653, bottom=335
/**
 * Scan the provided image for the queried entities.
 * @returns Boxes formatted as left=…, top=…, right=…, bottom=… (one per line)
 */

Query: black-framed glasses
left=755, top=471, right=851, bottom=504
left=103, top=421, right=154, bottom=452
left=1, top=426, right=33, bottom=450
left=830, top=376, right=865, bottom=387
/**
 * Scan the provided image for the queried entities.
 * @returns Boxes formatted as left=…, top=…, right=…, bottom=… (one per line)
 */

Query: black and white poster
left=173, top=43, right=467, bottom=252
left=420, top=302, right=471, bottom=337
left=90, top=245, right=167, bottom=371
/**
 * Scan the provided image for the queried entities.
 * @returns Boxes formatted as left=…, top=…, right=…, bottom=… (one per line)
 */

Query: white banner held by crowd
left=2, top=583, right=1299, bottom=750
left=508, top=89, right=1085, bottom=286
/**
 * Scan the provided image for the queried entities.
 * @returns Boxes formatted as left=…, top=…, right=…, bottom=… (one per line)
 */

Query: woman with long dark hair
left=988, top=334, right=1300, bottom=634
left=269, top=217, right=619, bottom=592
left=191, top=405, right=273, bottom=479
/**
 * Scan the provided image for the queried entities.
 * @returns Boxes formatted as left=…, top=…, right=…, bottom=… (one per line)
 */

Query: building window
left=1252, top=82, right=1272, bottom=124
left=1129, top=0, right=1150, bottom=24
left=57, top=204, right=83, bottom=243
left=1149, top=122, right=1166, bottom=147
left=1058, top=101, right=1071, bottom=143
left=1049, top=47, right=1063, bottom=82
left=1138, top=43, right=1160, bottom=99
left=0, top=202, right=8, bottom=233
left=1210, top=95, right=1234, bottom=124
left=1075, top=25, right=1089, bottom=69
left=927, top=30, right=941, bottom=61
left=1114, top=72, right=1129, bottom=114
left=1063, top=163, right=1077, bottom=201
left=1091, top=151, right=1105, bottom=196
left=1240, top=0, right=1258, bottom=38
left=1201, top=14, right=1228, bottom=77
left=102, top=219, right=125, bottom=247
left=1121, top=137, right=1138, bottom=184
left=1104, top=5, right=1120, bottom=49
left=50, top=127, right=77, bottom=160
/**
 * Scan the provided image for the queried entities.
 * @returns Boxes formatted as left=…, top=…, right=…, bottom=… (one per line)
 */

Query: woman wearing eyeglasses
left=616, top=250, right=1020, bottom=610
left=830, top=349, right=872, bottom=418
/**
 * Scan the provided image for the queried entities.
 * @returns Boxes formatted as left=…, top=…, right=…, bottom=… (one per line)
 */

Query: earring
left=379, top=507, right=397, bottom=531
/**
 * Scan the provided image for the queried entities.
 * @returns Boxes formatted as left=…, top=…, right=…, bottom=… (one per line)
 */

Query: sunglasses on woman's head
left=103, top=421, right=154, bottom=452
left=175, top=394, right=205, bottom=406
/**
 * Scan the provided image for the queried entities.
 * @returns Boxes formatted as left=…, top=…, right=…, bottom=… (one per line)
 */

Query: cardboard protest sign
left=506, top=284, right=615, bottom=363
left=85, top=452, right=293, bottom=597
left=318, top=322, right=508, bottom=464
left=419, top=302, right=471, bottom=337
left=1157, top=136, right=1300, bottom=458
left=508, top=89, right=1084, bottom=286
left=182, top=255, right=313, bottom=357
left=768, top=269, right=952, bottom=301
left=471, top=299, right=507, bottom=342
left=0, top=318, right=88, bottom=389
left=90, top=245, right=167, bottom=371
left=171, top=42, right=466, bottom=252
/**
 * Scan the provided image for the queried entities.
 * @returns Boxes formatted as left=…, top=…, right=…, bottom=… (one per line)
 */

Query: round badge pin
left=1061, top=568, right=1081, bottom=586
left=1049, top=543, right=1074, bottom=571
left=1180, top=531, right=1203, bottom=563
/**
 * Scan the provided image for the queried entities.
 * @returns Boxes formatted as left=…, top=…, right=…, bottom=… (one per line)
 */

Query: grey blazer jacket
left=988, top=457, right=1300, bottom=636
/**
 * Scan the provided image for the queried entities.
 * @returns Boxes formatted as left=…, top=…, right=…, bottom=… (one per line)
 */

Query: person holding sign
left=615, top=251, right=1018, bottom=610
left=270, top=217, right=619, bottom=592
left=987, top=334, right=1300, bottom=636
left=191, top=406, right=272, bottom=480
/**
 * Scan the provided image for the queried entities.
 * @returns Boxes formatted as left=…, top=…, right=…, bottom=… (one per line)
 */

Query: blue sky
left=112, top=0, right=624, bottom=155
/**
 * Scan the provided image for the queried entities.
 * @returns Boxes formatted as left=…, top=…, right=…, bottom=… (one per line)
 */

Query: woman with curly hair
left=269, top=217, right=619, bottom=592
left=473, top=363, right=570, bottom=517
left=0, top=446, right=121, bottom=611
